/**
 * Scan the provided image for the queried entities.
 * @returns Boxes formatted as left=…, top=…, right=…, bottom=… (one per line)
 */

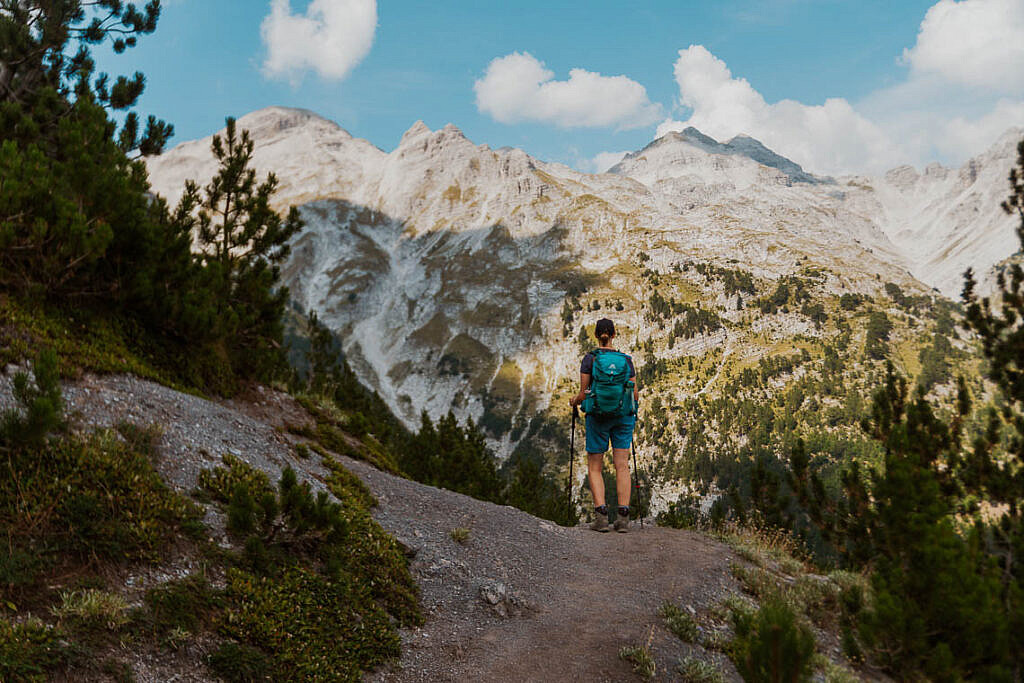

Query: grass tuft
left=676, top=656, right=725, bottom=683
left=614, top=647, right=655, bottom=679
left=450, top=527, right=471, bottom=544
left=619, top=643, right=656, bottom=679
left=659, top=601, right=699, bottom=642
left=51, top=589, right=130, bottom=631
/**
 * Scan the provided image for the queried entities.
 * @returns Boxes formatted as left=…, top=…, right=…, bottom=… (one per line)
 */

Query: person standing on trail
left=569, top=318, right=639, bottom=533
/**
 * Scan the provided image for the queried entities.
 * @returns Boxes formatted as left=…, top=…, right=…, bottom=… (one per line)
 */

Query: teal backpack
left=582, top=349, right=636, bottom=419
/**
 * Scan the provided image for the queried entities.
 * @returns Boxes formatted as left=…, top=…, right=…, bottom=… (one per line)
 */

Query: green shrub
left=657, top=492, right=704, bottom=529
left=115, top=421, right=163, bottom=463
left=0, top=348, right=64, bottom=451
left=207, top=641, right=272, bottom=682
left=0, top=299, right=183, bottom=391
left=731, top=597, right=816, bottom=683
left=144, top=574, right=220, bottom=635
left=0, top=548, right=43, bottom=598
left=198, top=454, right=275, bottom=504
left=828, top=570, right=870, bottom=618
left=221, top=566, right=400, bottom=681
left=0, top=619, right=71, bottom=681
left=659, top=601, right=699, bottom=642
left=322, top=455, right=376, bottom=509
left=1, top=427, right=203, bottom=603
left=789, top=575, right=841, bottom=624
left=199, top=458, right=421, bottom=680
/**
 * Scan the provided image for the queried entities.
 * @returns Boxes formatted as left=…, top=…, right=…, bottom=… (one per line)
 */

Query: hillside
left=1, top=367, right=879, bottom=682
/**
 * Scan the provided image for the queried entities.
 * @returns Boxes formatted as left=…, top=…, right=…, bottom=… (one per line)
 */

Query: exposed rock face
left=839, top=127, right=1022, bottom=296
left=146, top=108, right=1019, bottom=461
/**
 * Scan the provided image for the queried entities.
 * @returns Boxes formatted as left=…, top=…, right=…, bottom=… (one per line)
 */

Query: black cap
left=595, top=318, right=615, bottom=338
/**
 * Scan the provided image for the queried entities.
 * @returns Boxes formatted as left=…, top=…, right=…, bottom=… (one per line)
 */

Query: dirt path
left=346, top=458, right=742, bottom=682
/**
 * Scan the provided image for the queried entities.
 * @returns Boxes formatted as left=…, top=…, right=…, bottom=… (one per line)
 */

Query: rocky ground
left=2, top=368, right=744, bottom=681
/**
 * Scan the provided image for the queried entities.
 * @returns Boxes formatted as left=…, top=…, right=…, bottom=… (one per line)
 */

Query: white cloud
left=585, top=151, right=630, bottom=174
left=658, top=0, right=1024, bottom=177
left=657, top=45, right=901, bottom=175
left=904, top=0, right=1024, bottom=92
left=940, top=99, right=1024, bottom=158
left=474, top=52, right=662, bottom=129
left=261, top=0, right=377, bottom=83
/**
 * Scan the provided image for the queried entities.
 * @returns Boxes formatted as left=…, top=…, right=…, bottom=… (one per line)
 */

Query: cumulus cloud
left=474, top=52, right=662, bottom=129
left=658, top=0, right=1024, bottom=177
left=657, top=45, right=900, bottom=175
left=261, top=0, right=377, bottom=82
left=904, top=0, right=1024, bottom=92
left=589, top=150, right=630, bottom=173
left=939, top=99, right=1024, bottom=157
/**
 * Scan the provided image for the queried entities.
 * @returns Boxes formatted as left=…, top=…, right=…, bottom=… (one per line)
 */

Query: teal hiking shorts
left=584, top=413, right=636, bottom=454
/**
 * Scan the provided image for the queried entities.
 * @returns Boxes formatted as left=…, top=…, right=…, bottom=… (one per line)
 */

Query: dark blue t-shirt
left=581, top=350, right=636, bottom=378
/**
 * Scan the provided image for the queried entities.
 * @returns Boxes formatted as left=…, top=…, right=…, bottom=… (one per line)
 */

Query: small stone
left=479, top=581, right=506, bottom=605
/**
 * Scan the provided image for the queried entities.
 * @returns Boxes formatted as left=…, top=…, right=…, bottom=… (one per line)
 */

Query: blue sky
left=99, top=0, right=1024, bottom=175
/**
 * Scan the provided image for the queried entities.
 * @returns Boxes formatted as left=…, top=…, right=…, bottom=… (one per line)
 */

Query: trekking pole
left=567, top=406, right=578, bottom=525
left=631, top=438, right=644, bottom=528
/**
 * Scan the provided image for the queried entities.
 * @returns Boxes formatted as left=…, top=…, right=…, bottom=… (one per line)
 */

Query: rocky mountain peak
left=994, top=126, right=1024, bottom=151
left=400, top=119, right=431, bottom=143
left=610, top=126, right=822, bottom=186
left=396, top=120, right=475, bottom=160
left=235, top=106, right=350, bottom=141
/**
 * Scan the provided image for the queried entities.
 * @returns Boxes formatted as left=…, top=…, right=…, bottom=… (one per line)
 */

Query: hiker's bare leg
left=613, top=447, right=631, bottom=506
left=587, top=453, right=605, bottom=507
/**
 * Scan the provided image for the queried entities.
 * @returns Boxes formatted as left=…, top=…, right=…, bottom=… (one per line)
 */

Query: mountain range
left=146, top=108, right=1020, bottom=491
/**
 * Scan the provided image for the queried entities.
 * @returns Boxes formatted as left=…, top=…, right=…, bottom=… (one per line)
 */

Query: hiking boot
left=590, top=511, right=610, bottom=532
left=614, top=516, right=630, bottom=533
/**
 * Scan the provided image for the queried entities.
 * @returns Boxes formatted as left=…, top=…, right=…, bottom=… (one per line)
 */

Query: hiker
left=569, top=318, right=639, bottom=532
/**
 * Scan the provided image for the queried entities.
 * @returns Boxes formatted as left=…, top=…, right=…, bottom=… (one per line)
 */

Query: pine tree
left=960, top=136, right=1024, bottom=679
left=0, top=1, right=171, bottom=152
left=0, top=0, right=195, bottom=324
left=0, top=348, right=64, bottom=451
left=180, top=117, right=304, bottom=381
left=852, top=364, right=1006, bottom=678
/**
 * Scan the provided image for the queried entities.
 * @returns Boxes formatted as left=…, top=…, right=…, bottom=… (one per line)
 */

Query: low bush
left=0, top=619, right=72, bottom=681
left=207, top=641, right=272, bottom=682
left=197, top=453, right=275, bottom=504
left=198, top=456, right=421, bottom=680
left=221, top=566, right=401, bottom=680
left=322, top=455, right=376, bottom=509
left=731, top=596, right=816, bottom=683
left=144, top=574, right=221, bottom=636
left=1, top=425, right=203, bottom=603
